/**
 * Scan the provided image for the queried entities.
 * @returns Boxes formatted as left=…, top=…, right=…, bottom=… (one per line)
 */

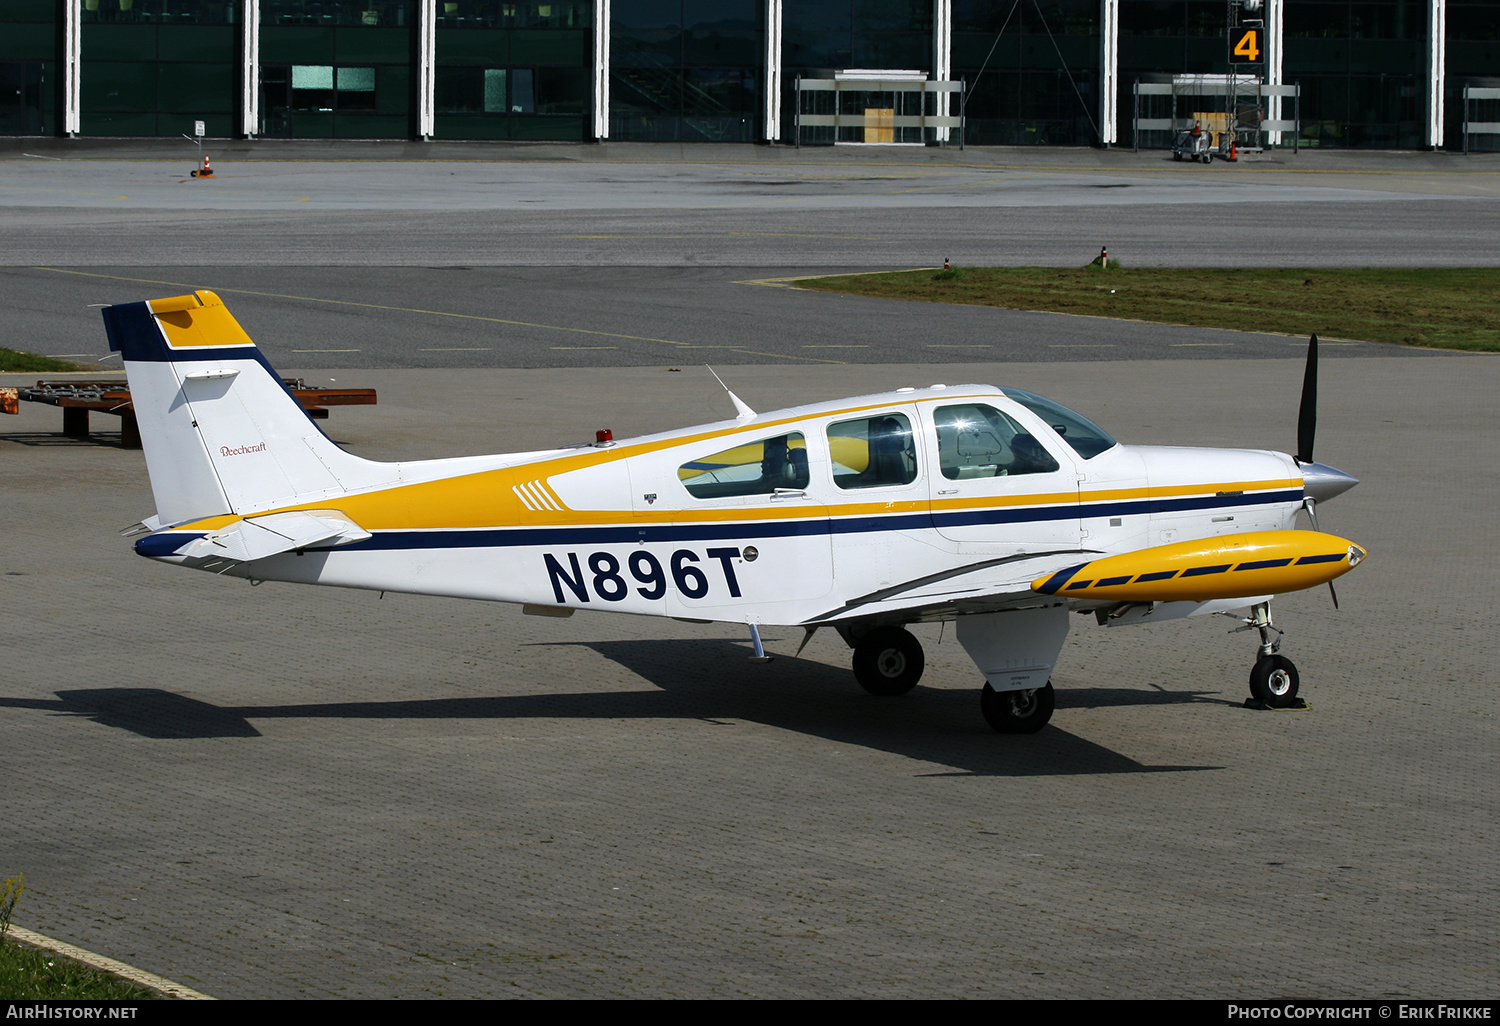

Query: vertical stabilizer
left=104, top=291, right=393, bottom=526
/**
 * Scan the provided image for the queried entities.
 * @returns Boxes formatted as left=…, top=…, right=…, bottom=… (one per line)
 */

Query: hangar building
left=2, top=1, right=1497, bottom=150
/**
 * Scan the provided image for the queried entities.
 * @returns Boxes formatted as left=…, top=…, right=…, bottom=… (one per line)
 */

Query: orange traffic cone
left=191, top=153, right=214, bottom=179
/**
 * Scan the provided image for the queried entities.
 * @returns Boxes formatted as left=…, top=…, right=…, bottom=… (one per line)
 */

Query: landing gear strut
left=851, top=625, right=924, bottom=696
left=1240, top=601, right=1302, bottom=708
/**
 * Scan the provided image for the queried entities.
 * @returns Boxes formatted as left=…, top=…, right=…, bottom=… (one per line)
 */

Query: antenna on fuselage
left=706, top=366, right=757, bottom=420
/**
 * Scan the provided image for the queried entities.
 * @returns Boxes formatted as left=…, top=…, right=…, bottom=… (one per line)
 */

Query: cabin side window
left=679, top=433, right=809, bottom=499
left=934, top=403, right=1061, bottom=480
left=828, top=413, right=919, bottom=490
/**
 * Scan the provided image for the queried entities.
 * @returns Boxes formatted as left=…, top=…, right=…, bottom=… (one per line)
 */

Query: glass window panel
left=81, top=24, right=157, bottom=61
left=829, top=414, right=918, bottom=490
left=783, top=33, right=854, bottom=67
left=1449, top=3, right=1500, bottom=41
left=612, top=27, right=683, bottom=65
left=435, top=2, right=591, bottom=29
left=683, top=67, right=757, bottom=113
left=851, top=32, right=927, bottom=68
left=511, top=113, right=584, bottom=138
left=853, top=0, right=926, bottom=32
left=784, top=1, right=854, bottom=33
left=682, top=28, right=762, bottom=65
left=1000, top=388, right=1116, bottom=459
left=511, top=67, right=535, bottom=110
left=81, top=111, right=159, bottom=134
left=336, top=26, right=411, bottom=62
left=510, top=28, right=590, bottom=64
left=338, top=69, right=377, bottom=108
left=485, top=68, right=508, bottom=110
left=293, top=64, right=334, bottom=88
left=536, top=66, right=587, bottom=112
left=376, top=63, right=409, bottom=112
left=614, top=0, right=681, bottom=29
left=80, top=61, right=158, bottom=110
left=685, top=0, right=758, bottom=28
left=158, top=62, right=235, bottom=111
left=10, top=0, right=58, bottom=20
left=437, top=66, right=481, bottom=111
left=437, top=28, right=509, bottom=63
left=261, top=27, right=338, bottom=63
left=680, top=433, right=810, bottom=499
left=337, top=65, right=375, bottom=90
left=157, top=25, right=237, bottom=62
left=1287, top=3, right=1350, bottom=38
left=263, top=1, right=414, bottom=27
left=935, top=405, right=1061, bottom=479
left=0, top=24, right=58, bottom=60
left=612, top=67, right=680, bottom=114
left=81, top=0, right=236, bottom=24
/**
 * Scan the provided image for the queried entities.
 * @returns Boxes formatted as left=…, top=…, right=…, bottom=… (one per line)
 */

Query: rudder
left=105, top=290, right=392, bottom=526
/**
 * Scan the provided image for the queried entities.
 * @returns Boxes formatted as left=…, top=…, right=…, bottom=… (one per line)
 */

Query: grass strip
left=795, top=267, right=1500, bottom=353
left=0, top=939, right=162, bottom=1000
left=0, top=348, right=88, bottom=373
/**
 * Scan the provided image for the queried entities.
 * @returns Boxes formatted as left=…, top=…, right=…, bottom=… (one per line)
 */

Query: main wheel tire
left=1250, top=655, right=1300, bottom=707
left=981, top=681, right=1055, bottom=734
left=851, top=626, right=924, bottom=696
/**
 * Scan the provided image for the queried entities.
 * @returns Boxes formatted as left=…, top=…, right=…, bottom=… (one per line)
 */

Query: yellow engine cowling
left=1032, top=530, right=1367, bottom=603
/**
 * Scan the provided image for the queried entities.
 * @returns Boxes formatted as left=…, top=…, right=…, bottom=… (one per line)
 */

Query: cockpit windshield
left=1000, top=388, right=1118, bottom=460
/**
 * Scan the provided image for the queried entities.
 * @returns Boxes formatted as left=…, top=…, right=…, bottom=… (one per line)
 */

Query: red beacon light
left=595, top=428, right=615, bottom=447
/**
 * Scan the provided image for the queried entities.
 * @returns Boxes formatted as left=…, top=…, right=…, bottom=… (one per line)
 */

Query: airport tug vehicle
left=106, top=291, right=1363, bottom=734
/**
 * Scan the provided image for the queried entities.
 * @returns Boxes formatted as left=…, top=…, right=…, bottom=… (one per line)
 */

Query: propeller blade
left=1328, top=580, right=1340, bottom=610
left=1296, top=333, right=1318, bottom=464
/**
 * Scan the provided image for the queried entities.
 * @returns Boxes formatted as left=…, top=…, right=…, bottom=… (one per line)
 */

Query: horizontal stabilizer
left=1032, top=530, right=1366, bottom=603
left=146, top=510, right=370, bottom=566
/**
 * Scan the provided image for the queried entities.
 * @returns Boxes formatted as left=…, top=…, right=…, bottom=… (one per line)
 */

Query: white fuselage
left=182, top=386, right=1305, bottom=628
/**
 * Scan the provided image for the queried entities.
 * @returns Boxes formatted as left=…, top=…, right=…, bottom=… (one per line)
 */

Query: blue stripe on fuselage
left=139, top=489, right=1301, bottom=558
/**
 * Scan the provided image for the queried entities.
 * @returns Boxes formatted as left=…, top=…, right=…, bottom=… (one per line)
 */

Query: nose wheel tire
left=1249, top=654, right=1300, bottom=708
left=981, top=682, right=1055, bottom=734
left=851, top=626, right=924, bottom=696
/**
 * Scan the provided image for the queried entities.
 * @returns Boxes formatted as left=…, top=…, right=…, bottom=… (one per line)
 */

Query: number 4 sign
left=1233, top=28, right=1262, bottom=64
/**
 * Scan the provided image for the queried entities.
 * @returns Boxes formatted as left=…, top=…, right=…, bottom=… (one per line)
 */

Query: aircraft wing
left=803, top=549, right=1096, bottom=625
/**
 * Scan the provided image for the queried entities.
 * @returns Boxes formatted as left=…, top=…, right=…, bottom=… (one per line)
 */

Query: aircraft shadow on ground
left=3, top=637, right=1225, bottom=777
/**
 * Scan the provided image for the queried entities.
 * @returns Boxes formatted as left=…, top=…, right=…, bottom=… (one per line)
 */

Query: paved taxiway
left=1, top=145, right=1495, bottom=998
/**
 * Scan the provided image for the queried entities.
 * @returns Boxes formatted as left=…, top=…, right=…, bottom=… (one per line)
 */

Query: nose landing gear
left=1237, top=601, right=1306, bottom=709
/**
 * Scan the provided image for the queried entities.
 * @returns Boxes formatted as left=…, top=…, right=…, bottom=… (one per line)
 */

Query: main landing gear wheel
left=981, top=682, right=1055, bottom=734
left=1249, top=654, right=1300, bottom=708
left=851, top=626, right=924, bottom=696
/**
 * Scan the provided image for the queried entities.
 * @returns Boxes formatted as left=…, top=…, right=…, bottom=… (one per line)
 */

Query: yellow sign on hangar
left=1233, top=28, right=1261, bottom=64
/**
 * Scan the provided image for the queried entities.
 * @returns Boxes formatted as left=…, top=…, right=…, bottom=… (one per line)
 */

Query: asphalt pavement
left=0, top=143, right=1495, bottom=999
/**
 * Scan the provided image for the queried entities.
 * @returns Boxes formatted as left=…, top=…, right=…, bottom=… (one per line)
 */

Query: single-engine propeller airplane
left=105, top=291, right=1364, bottom=733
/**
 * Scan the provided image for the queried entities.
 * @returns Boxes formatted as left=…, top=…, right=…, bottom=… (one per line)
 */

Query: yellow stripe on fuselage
left=167, top=473, right=1298, bottom=536
left=162, top=388, right=1300, bottom=536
